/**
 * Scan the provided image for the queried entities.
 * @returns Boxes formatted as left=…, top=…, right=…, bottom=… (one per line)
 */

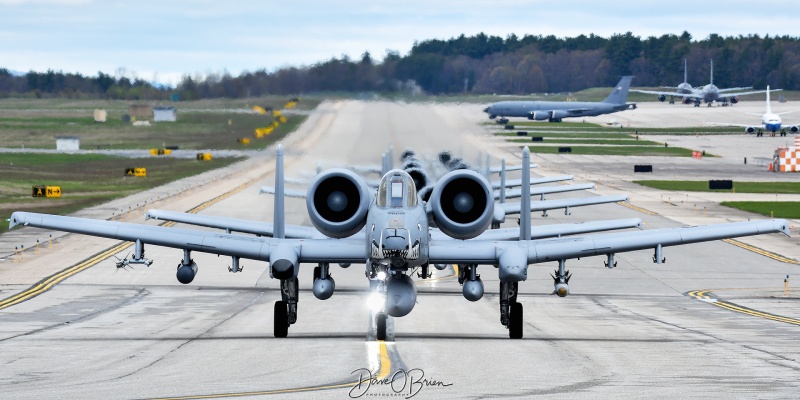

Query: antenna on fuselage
left=519, top=148, right=531, bottom=241
left=274, top=144, right=285, bottom=239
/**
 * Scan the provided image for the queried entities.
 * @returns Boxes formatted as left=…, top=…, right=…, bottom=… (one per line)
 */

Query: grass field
left=494, top=121, right=739, bottom=135
left=0, top=153, right=241, bottom=234
left=511, top=138, right=663, bottom=146
left=0, top=97, right=318, bottom=150
left=526, top=145, right=699, bottom=156
left=634, top=181, right=800, bottom=194
left=720, top=201, right=800, bottom=218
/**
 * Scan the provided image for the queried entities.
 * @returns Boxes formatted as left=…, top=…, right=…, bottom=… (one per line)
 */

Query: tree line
left=2, top=31, right=800, bottom=99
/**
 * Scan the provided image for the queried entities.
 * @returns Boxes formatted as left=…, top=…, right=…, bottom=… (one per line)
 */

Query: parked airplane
left=483, top=76, right=636, bottom=123
left=634, top=60, right=771, bottom=107
left=709, top=86, right=799, bottom=136
left=9, top=146, right=790, bottom=339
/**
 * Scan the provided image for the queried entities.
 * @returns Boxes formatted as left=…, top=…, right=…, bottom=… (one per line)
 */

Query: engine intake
left=306, top=169, right=370, bottom=238
left=429, top=170, right=493, bottom=239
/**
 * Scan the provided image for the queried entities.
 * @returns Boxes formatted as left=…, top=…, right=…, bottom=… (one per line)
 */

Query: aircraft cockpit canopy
left=376, top=170, right=417, bottom=208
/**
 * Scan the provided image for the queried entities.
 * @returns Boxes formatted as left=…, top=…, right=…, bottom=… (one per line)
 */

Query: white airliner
left=710, top=86, right=799, bottom=135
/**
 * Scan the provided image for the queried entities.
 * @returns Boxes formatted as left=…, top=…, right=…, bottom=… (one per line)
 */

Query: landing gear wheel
left=509, top=302, right=523, bottom=339
left=274, top=301, right=289, bottom=338
left=376, top=312, right=387, bottom=341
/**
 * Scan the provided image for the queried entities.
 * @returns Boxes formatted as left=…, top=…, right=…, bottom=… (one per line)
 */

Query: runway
left=1, top=100, right=800, bottom=399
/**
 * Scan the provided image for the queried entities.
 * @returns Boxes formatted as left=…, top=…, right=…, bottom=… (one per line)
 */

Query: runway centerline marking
left=686, top=289, right=800, bottom=326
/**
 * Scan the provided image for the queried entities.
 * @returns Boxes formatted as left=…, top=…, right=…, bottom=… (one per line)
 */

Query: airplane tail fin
left=499, top=159, right=506, bottom=204
left=274, top=145, right=285, bottom=239
left=602, top=76, right=634, bottom=104
left=683, top=59, right=687, bottom=84
left=766, top=85, right=772, bottom=115
left=519, top=148, right=531, bottom=241
left=709, top=59, right=714, bottom=86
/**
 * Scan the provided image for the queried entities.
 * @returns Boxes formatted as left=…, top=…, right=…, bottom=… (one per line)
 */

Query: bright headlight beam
left=367, top=291, right=385, bottom=312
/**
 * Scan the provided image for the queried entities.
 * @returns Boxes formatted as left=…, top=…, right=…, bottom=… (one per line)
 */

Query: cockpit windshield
left=376, top=170, right=417, bottom=208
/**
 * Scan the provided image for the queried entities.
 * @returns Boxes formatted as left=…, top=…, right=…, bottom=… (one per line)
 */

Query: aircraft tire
left=274, top=301, right=289, bottom=338
left=376, top=312, right=387, bottom=341
left=509, top=302, right=523, bottom=339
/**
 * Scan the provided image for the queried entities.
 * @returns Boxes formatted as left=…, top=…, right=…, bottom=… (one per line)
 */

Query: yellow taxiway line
left=687, top=289, right=800, bottom=326
left=722, top=239, right=800, bottom=265
left=0, top=163, right=270, bottom=311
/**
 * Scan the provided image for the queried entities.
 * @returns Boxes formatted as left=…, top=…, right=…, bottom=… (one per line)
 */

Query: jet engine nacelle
left=405, top=167, right=430, bottom=191
left=789, top=126, right=799, bottom=134
left=550, top=110, right=568, bottom=121
left=657, top=94, right=666, bottom=102
left=745, top=126, right=756, bottom=134
left=306, top=168, right=370, bottom=238
left=529, top=111, right=550, bottom=121
left=429, top=170, right=494, bottom=240
left=729, top=96, right=739, bottom=104
left=385, top=274, right=417, bottom=317
left=681, top=97, right=693, bottom=105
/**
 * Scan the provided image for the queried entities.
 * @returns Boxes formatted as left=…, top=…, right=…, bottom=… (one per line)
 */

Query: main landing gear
left=500, top=281, right=523, bottom=339
left=376, top=312, right=388, bottom=341
left=274, top=277, right=299, bottom=338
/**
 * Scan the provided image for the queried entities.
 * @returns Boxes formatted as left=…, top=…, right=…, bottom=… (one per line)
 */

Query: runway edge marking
left=686, top=289, right=800, bottom=326
left=0, top=162, right=275, bottom=311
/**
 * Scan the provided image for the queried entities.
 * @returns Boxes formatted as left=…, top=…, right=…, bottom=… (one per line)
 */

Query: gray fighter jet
left=9, top=146, right=790, bottom=339
left=483, top=76, right=636, bottom=122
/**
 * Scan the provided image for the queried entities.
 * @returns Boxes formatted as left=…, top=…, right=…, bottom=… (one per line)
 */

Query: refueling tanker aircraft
left=632, top=60, right=775, bottom=107
left=483, top=76, right=636, bottom=123
left=9, top=146, right=790, bottom=339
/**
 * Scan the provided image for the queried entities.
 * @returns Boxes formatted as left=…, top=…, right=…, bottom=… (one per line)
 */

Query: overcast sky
left=1, top=0, right=798, bottom=85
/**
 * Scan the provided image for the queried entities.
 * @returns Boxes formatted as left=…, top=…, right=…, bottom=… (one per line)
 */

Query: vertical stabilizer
left=709, top=59, right=714, bottom=86
left=519, top=148, right=531, bottom=241
left=500, top=158, right=506, bottom=204
left=766, top=85, right=772, bottom=114
left=274, top=145, right=285, bottom=239
left=683, top=59, right=688, bottom=84
left=601, top=76, right=633, bottom=104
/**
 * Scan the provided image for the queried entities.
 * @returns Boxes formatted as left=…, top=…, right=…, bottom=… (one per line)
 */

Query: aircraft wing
left=496, top=195, right=629, bottom=218
left=495, top=183, right=595, bottom=200
left=491, top=175, right=573, bottom=190
left=259, top=186, right=308, bottom=198
left=719, top=88, right=779, bottom=97
left=430, top=218, right=642, bottom=241
left=632, top=89, right=702, bottom=99
left=489, top=165, right=538, bottom=173
left=145, top=209, right=319, bottom=239
left=8, top=212, right=366, bottom=263
left=427, top=219, right=790, bottom=264
left=718, top=87, right=752, bottom=92
left=707, top=122, right=753, bottom=129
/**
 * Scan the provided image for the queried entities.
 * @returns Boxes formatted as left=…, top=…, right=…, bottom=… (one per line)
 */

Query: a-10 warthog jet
left=9, top=146, right=790, bottom=339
